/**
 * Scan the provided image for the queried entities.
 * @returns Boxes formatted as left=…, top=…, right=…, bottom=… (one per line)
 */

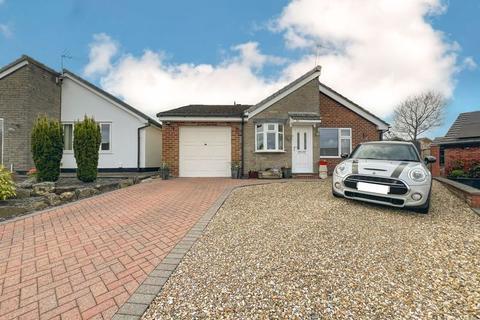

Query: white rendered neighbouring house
left=60, top=70, right=162, bottom=171
left=0, top=55, right=162, bottom=173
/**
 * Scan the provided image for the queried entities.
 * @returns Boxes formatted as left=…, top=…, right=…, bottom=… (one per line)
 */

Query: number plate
left=357, top=182, right=390, bottom=194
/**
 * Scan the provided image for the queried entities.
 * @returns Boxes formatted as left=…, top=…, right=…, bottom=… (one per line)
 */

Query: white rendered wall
left=60, top=77, right=148, bottom=169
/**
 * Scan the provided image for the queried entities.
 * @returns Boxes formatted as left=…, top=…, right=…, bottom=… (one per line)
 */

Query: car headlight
left=335, top=163, right=347, bottom=175
left=408, top=168, right=427, bottom=182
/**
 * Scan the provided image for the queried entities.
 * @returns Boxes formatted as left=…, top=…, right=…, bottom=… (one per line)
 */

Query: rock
left=119, top=179, right=134, bottom=189
left=96, top=182, right=118, bottom=193
left=54, top=186, right=78, bottom=195
left=59, top=192, right=76, bottom=202
left=16, top=177, right=36, bottom=189
left=14, top=188, right=31, bottom=199
left=44, top=193, right=61, bottom=206
left=76, top=187, right=99, bottom=199
left=29, top=199, right=48, bottom=211
left=32, top=182, right=55, bottom=195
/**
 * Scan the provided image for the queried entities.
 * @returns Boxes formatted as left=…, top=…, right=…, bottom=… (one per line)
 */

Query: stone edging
left=111, top=185, right=237, bottom=320
left=111, top=180, right=304, bottom=320
left=434, top=177, right=480, bottom=209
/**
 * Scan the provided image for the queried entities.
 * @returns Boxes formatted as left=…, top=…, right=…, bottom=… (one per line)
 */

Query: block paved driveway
left=0, top=178, right=257, bottom=320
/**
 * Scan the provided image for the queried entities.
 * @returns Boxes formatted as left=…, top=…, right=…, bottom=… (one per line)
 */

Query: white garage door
left=179, top=126, right=231, bottom=177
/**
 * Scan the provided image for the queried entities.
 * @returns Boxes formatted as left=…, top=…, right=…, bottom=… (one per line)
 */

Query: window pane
left=340, top=129, right=350, bottom=137
left=341, top=138, right=350, bottom=154
left=278, top=133, right=283, bottom=150
left=256, top=124, right=263, bottom=133
left=267, top=124, right=275, bottom=131
left=63, top=124, right=73, bottom=151
left=297, top=132, right=300, bottom=150
left=267, top=132, right=276, bottom=150
left=320, top=128, right=339, bottom=156
left=278, top=124, right=283, bottom=133
left=256, top=133, right=264, bottom=150
left=101, top=124, right=110, bottom=151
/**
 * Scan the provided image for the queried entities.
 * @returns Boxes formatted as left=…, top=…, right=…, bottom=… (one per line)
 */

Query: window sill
left=255, top=150, right=286, bottom=154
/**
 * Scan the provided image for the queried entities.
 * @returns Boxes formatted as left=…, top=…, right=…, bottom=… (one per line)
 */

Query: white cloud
left=84, top=33, right=119, bottom=77
left=86, top=0, right=460, bottom=119
left=0, top=24, right=12, bottom=38
left=462, top=56, right=477, bottom=71
left=274, top=0, right=457, bottom=116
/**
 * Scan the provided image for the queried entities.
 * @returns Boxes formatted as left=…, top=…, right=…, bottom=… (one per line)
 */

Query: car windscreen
left=350, top=144, right=420, bottom=162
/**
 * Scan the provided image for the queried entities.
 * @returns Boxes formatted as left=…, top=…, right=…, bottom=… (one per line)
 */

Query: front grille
left=344, top=175, right=408, bottom=195
left=345, top=191, right=405, bottom=206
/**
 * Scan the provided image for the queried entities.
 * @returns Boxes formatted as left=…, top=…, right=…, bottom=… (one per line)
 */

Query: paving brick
left=0, top=178, right=261, bottom=319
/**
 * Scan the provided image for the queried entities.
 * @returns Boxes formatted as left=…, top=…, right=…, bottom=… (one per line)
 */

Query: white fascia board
left=247, top=71, right=321, bottom=119
left=0, top=60, right=29, bottom=80
left=158, top=116, right=243, bottom=122
left=318, top=85, right=389, bottom=131
left=63, top=73, right=147, bottom=124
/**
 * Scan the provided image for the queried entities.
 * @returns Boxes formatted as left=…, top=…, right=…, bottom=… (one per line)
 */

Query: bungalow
left=0, top=55, right=162, bottom=173
left=431, top=110, right=480, bottom=176
left=158, top=66, right=389, bottom=177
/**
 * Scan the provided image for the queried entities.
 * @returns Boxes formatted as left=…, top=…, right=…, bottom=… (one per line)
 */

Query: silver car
left=332, top=141, right=436, bottom=213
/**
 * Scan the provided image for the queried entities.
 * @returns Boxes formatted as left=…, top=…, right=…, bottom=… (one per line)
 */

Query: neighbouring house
left=0, top=55, right=162, bottom=173
left=417, top=137, right=433, bottom=158
left=0, top=55, right=61, bottom=172
left=158, top=66, right=389, bottom=177
left=431, top=110, right=480, bottom=177
left=60, top=70, right=162, bottom=171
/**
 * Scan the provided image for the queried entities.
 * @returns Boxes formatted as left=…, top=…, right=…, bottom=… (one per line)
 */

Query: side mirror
left=341, top=153, right=349, bottom=159
left=424, top=156, right=436, bottom=164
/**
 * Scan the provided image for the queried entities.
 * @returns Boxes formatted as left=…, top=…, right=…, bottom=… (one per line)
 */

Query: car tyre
left=332, top=188, right=343, bottom=198
left=412, top=192, right=431, bottom=214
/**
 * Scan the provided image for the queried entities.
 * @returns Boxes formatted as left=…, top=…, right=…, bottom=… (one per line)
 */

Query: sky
left=0, top=0, right=479, bottom=139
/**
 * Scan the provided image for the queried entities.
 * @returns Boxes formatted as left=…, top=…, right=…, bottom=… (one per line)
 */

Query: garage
left=179, top=126, right=232, bottom=177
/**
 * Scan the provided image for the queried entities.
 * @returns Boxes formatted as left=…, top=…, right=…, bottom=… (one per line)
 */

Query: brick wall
left=0, top=63, right=61, bottom=172
left=318, top=93, right=382, bottom=173
left=430, top=145, right=441, bottom=176
left=431, top=144, right=480, bottom=177
left=161, top=122, right=242, bottom=177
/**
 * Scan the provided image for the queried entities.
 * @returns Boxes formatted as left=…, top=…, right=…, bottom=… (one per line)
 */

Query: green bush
left=468, top=164, right=480, bottom=178
left=0, top=165, right=16, bottom=200
left=31, top=116, right=64, bottom=182
left=73, top=116, right=101, bottom=182
left=449, top=169, right=466, bottom=178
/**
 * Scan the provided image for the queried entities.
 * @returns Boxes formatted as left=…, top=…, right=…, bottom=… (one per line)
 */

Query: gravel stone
left=143, top=180, right=480, bottom=319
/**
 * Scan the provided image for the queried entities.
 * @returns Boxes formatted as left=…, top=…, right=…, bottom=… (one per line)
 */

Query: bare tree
left=391, top=91, right=446, bottom=141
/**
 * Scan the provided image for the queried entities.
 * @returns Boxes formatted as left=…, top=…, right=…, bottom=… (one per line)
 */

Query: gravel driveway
left=143, top=180, right=479, bottom=319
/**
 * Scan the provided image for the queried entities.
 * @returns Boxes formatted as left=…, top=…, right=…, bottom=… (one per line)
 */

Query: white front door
left=292, top=126, right=313, bottom=173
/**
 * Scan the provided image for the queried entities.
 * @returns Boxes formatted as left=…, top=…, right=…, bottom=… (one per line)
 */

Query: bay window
left=255, top=123, right=284, bottom=152
left=319, top=128, right=351, bottom=157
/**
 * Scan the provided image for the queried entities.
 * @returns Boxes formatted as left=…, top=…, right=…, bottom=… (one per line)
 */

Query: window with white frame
left=255, top=123, right=284, bottom=152
left=100, top=123, right=111, bottom=151
left=319, top=128, right=351, bottom=157
left=63, top=123, right=74, bottom=151
left=62, top=122, right=112, bottom=152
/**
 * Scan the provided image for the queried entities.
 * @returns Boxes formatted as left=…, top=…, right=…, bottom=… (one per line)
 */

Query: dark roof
left=318, top=81, right=390, bottom=128
left=288, top=112, right=321, bottom=120
left=63, top=70, right=161, bottom=127
left=157, top=104, right=251, bottom=118
left=434, top=110, right=480, bottom=145
left=0, top=54, right=60, bottom=77
left=247, top=66, right=322, bottom=114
